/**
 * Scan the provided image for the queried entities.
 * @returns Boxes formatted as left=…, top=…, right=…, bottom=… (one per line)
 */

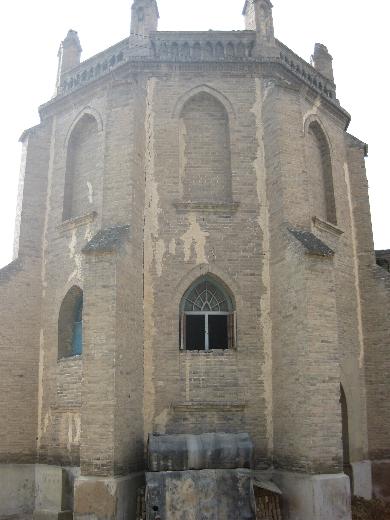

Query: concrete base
left=0, top=464, right=80, bottom=518
left=74, top=473, right=145, bottom=520
left=351, top=461, right=372, bottom=500
left=372, top=460, right=390, bottom=502
left=33, top=465, right=73, bottom=520
left=0, top=464, right=35, bottom=516
left=273, top=471, right=352, bottom=520
left=146, top=468, right=255, bottom=520
left=33, top=510, right=73, bottom=520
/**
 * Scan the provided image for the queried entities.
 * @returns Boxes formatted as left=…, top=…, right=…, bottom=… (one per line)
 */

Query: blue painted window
left=72, top=298, right=83, bottom=356
left=58, top=286, right=83, bottom=359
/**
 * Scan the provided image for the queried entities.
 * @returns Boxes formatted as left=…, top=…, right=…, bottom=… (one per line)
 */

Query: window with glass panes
left=180, top=277, right=236, bottom=351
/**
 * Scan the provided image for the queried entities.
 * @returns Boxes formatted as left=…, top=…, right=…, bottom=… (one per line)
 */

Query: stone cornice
left=39, top=56, right=350, bottom=128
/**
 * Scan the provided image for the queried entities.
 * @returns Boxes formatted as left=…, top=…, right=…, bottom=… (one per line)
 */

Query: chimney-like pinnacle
left=55, top=29, right=82, bottom=94
left=312, top=43, right=334, bottom=84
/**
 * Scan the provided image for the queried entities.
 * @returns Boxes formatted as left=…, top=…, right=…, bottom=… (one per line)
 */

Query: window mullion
left=205, top=314, right=209, bottom=351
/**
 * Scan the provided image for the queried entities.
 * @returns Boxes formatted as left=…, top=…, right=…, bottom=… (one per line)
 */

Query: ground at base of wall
left=352, top=497, right=390, bottom=520
left=0, top=517, right=32, bottom=520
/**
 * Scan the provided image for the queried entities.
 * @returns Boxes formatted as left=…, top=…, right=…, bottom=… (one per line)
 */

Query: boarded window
left=63, top=114, right=99, bottom=220
left=58, top=286, right=83, bottom=359
left=180, top=92, right=232, bottom=203
left=307, top=121, right=337, bottom=225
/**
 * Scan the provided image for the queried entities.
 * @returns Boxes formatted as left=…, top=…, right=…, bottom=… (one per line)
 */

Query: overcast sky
left=0, top=0, right=387, bottom=268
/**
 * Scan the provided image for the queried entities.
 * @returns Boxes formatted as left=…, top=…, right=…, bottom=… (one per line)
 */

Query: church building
left=0, top=1, right=389, bottom=519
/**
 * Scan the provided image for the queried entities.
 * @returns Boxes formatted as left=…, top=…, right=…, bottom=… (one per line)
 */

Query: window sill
left=312, top=216, right=343, bottom=237
left=180, top=348, right=234, bottom=355
left=173, top=201, right=239, bottom=215
left=58, top=211, right=97, bottom=232
left=58, top=354, right=82, bottom=363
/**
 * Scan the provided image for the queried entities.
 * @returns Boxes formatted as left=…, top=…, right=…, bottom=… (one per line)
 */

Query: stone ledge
left=173, top=201, right=239, bottom=214
left=312, top=216, right=344, bottom=237
left=58, top=212, right=97, bottom=232
left=172, top=401, right=247, bottom=413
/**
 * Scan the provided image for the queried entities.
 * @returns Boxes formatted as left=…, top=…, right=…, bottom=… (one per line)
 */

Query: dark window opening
left=209, top=315, right=228, bottom=350
left=186, top=315, right=205, bottom=350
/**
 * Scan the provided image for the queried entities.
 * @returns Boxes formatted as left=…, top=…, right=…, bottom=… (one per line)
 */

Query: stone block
left=351, top=460, right=372, bottom=500
left=0, top=464, right=35, bottom=516
left=372, top=460, right=390, bottom=502
left=34, top=465, right=70, bottom=513
left=273, top=471, right=352, bottom=520
left=74, top=473, right=144, bottom=520
left=146, top=468, right=255, bottom=520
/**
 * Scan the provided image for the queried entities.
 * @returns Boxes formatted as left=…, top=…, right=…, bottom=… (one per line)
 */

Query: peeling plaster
left=169, top=238, right=176, bottom=256
left=37, top=117, right=57, bottom=448
left=344, top=162, right=365, bottom=369
left=155, top=239, right=166, bottom=278
left=302, top=97, right=322, bottom=132
left=181, top=213, right=209, bottom=264
left=64, top=412, right=81, bottom=452
left=37, top=329, right=46, bottom=450
left=251, top=78, right=273, bottom=455
left=69, top=229, right=77, bottom=258
left=68, top=229, right=83, bottom=282
left=154, top=408, right=171, bottom=435
left=179, top=118, right=187, bottom=198
left=84, top=223, right=93, bottom=242
left=144, top=77, right=158, bottom=440
left=87, top=181, right=93, bottom=204
left=43, top=408, right=52, bottom=435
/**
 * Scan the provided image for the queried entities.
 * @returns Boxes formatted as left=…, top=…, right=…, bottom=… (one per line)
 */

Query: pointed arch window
left=58, top=286, right=83, bottom=359
left=307, top=121, right=337, bottom=225
left=180, top=277, right=236, bottom=351
left=63, top=114, right=99, bottom=221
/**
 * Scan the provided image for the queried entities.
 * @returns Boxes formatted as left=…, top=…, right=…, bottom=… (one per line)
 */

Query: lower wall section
left=351, top=460, right=372, bottom=500
left=74, top=473, right=145, bottom=520
left=372, top=460, right=390, bottom=502
left=0, top=464, right=79, bottom=518
left=273, top=471, right=352, bottom=520
left=0, top=464, right=35, bottom=516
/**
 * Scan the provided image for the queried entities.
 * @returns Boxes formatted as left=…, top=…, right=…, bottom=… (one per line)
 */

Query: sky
left=0, top=0, right=388, bottom=268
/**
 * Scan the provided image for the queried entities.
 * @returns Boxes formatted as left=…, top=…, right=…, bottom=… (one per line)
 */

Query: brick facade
left=0, top=1, right=389, bottom=518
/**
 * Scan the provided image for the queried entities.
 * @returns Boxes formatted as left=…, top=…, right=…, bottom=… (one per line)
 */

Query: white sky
left=0, top=0, right=388, bottom=269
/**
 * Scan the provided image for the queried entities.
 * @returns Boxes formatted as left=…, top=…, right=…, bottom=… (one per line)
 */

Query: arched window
left=307, top=121, right=337, bottom=225
left=63, top=114, right=99, bottom=221
left=340, top=384, right=353, bottom=491
left=180, top=277, right=236, bottom=351
left=180, top=92, right=232, bottom=203
left=58, top=286, right=83, bottom=359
